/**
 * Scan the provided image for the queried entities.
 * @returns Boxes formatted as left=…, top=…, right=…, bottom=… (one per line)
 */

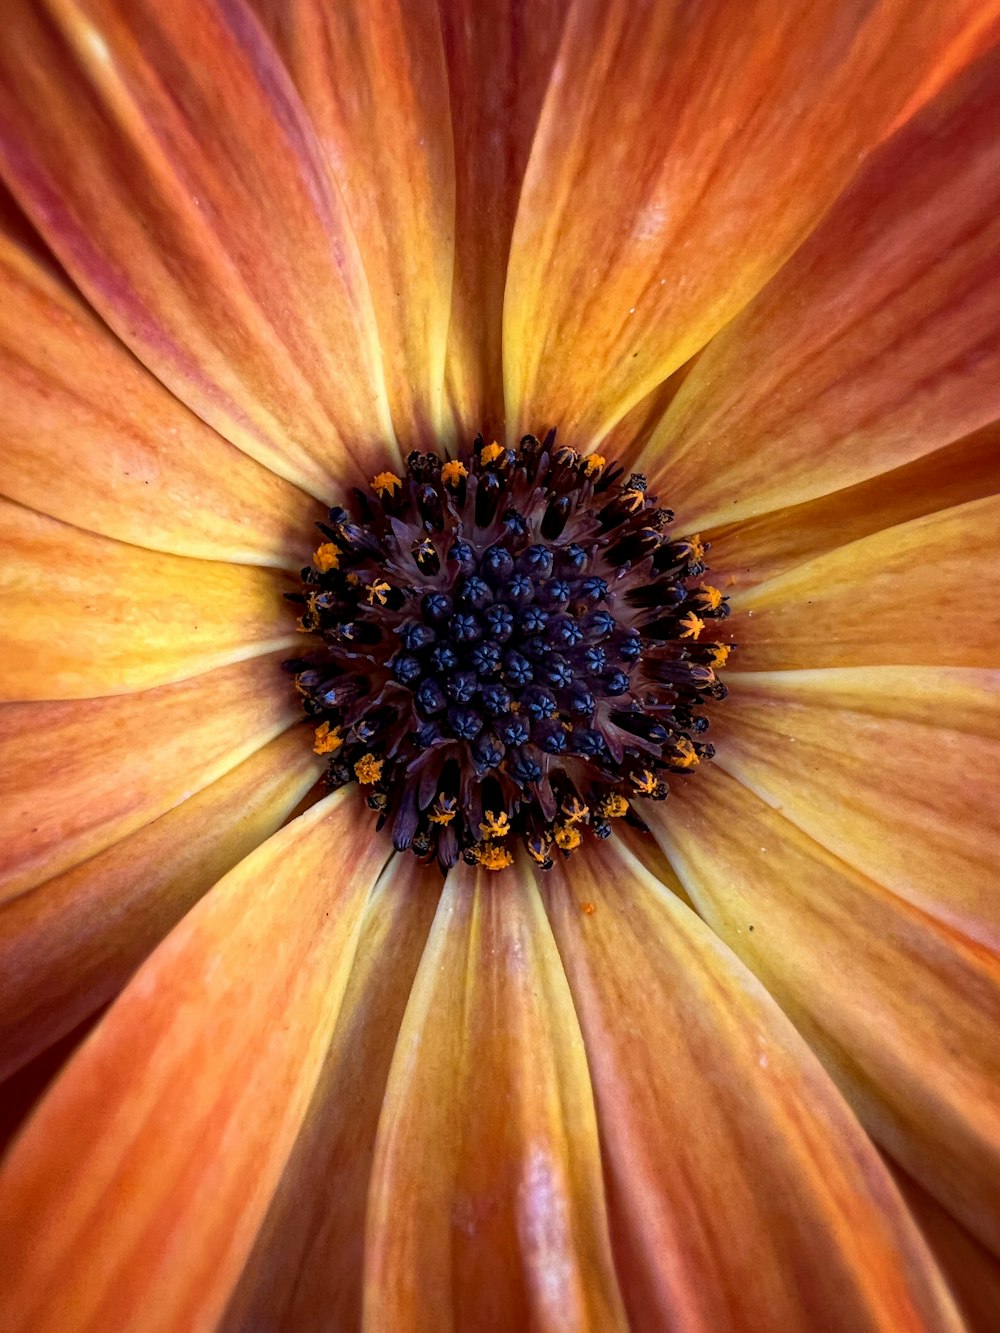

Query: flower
left=0, top=1, right=999, bottom=1330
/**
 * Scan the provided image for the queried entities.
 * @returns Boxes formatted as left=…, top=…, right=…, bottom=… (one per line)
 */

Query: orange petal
left=0, top=726, right=321, bottom=1082
left=503, top=0, right=996, bottom=446
left=538, top=840, right=961, bottom=1331
left=0, top=652, right=300, bottom=902
left=254, top=0, right=455, bottom=450
left=709, top=668, right=1000, bottom=949
left=0, top=787, right=391, bottom=1333
left=0, top=0, right=395, bottom=500
left=640, top=41, right=1000, bottom=530
left=0, top=231, right=324, bottom=568
left=363, top=858, right=627, bottom=1331
left=726, top=495, right=1000, bottom=670
left=0, top=499, right=298, bottom=700
left=221, top=853, right=440, bottom=1332
left=649, top=764, right=1000, bottom=1254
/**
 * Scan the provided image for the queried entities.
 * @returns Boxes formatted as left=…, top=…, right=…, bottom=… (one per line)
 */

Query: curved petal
left=363, top=858, right=627, bottom=1332
left=0, top=499, right=299, bottom=699
left=220, top=853, right=440, bottom=1333
left=503, top=0, right=996, bottom=446
left=0, top=229, right=324, bottom=566
left=725, top=495, right=1000, bottom=671
left=0, top=726, right=321, bottom=1083
left=538, top=840, right=962, bottom=1332
left=0, top=652, right=300, bottom=902
left=708, top=668, right=1000, bottom=949
left=0, top=787, right=391, bottom=1333
left=0, top=0, right=395, bottom=500
left=648, top=764, right=1000, bottom=1254
left=639, top=40, right=1000, bottom=529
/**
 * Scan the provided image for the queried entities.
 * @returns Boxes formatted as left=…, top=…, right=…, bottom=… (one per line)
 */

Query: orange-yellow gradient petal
left=503, top=0, right=997, bottom=447
left=539, top=841, right=963, bottom=1331
left=0, top=0, right=395, bottom=501
left=641, top=41, right=1000, bottom=528
left=0, top=787, right=391, bottom=1333
left=0, top=500, right=299, bottom=700
left=0, top=653, right=299, bottom=902
left=0, top=726, right=321, bottom=1083
left=363, top=858, right=627, bottom=1331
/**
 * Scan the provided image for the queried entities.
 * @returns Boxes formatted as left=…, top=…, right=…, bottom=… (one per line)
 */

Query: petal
left=725, top=495, right=1000, bottom=670
left=220, top=853, right=441, bottom=1333
left=255, top=0, right=456, bottom=450
left=0, top=787, right=391, bottom=1333
left=0, top=726, right=321, bottom=1082
left=503, top=0, right=995, bottom=446
left=0, top=499, right=298, bottom=700
left=0, top=229, right=324, bottom=566
left=363, top=858, right=627, bottom=1332
left=0, top=0, right=394, bottom=500
left=709, top=668, right=1000, bottom=949
left=0, top=652, right=300, bottom=902
left=639, top=41, right=1000, bottom=529
left=648, top=764, right=1000, bottom=1254
left=539, top=840, right=962, bottom=1332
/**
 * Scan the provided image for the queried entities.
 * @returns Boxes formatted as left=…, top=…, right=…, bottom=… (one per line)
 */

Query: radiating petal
left=639, top=41, right=1000, bottom=529
left=0, top=787, right=391, bottom=1333
left=363, top=859, right=627, bottom=1332
left=0, top=499, right=298, bottom=699
left=0, top=229, right=324, bottom=566
left=0, top=652, right=299, bottom=902
left=708, top=668, right=1000, bottom=949
left=539, top=841, right=962, bottom=1332
left=0, top=726, right=321, bottom=1083
left=725, top=495, right=1000, bottom=671
left=220, top=854, right=440, bottom=1333
left=648, top=765, right=1000, bottom=1254
left=503, top=0, right=995, bottom=446
left=0, top=0, right=394, bottom=500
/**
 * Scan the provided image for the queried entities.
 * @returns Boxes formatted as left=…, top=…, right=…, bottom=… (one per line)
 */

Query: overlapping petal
left=639, top=40, right=1000, bottom=528
left=538, top=840, right=961, bottom=1331
left=0, top=0, right=394, bottom=500
left=0, top=787, right=391, bottom=1333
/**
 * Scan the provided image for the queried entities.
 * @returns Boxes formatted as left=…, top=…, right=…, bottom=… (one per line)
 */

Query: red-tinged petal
left=648, top=765, right=1000, bottom=1254
left=539, top=841, right=962, bottom=1333
left=0, top=500, right=298, bottom=700
left=707, top=420, right=1000, bottom=590
left=0, top=0, right=394, bottom=501
left=503, top=0, right=996, bottom=447
left=220, top=853, right=440, bottom=1333
left=254, top=0, right=456, bottom=450
left=639, top=42, right=1000, bottom=530
left=0, top=652, right=299, bottom=902
left=0, top=787, right=391, bottom=1333
left=886, top=11, right=1000, bottom=135
left=0, top=230, right=324, bottom=567
left=0, top=726, right=321, bottom=1083
left=725, top=495, right=1000, bottom=670
left=363, top=859, right=628, bottom=1332
left=709, top=668, right=1000, bottom=949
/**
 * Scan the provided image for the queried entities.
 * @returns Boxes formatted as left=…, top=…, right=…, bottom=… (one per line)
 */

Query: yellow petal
left=0, top=499, right=299, bottom=699
left=363, top=858, right=627, bottom=1331
left=0, top=787, right=391, bottom=1333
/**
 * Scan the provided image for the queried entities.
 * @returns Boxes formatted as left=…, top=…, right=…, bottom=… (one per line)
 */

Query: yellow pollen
left=366, top=578, right=391, bottom=606
left=554, top=445, right=580, bottom=466
left=580, top=901, right=596, bottom=915
left=679, top=611, right=706, bottom=640
left=474, top=841, right=513, bottom=870
left=480, top=441, right=505, bottom=465
left=631, top=769, right=658, bottom=795
left=414, top=537, right=435, bottom=561
left=583, top=453, right=606, bottom=478
left=313, top=542, right=341, bottom=573
left=346, top=572, right=361, bottom=586
left=429, top=795, right=457, bottom=825
left=479, top=809, right=511, bottom=839
left=598, top=793, right=629, bottom=819
left=708, top=643, right=732, bottom=669
left=688, top=533, right=707, bottom=563
left=696, top=584, right=723, bottom=611
left=527, top=836, right=552, bottom=864
left=313, top=721, right=343, bottom=754
left=554, top=823, right=583, bottom=851
left=354, top=753, right=384, bottom=784
left=441, top=459, right=468, bottom=486
left=371, top=470, right=402, bottom=497
left=561, top=796, right=590, bottom=824
left=673, top=738, right=700, bottom=769
left=621, top=488, right=646, bottom=513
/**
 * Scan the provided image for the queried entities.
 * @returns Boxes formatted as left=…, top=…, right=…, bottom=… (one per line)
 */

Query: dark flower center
left=286, top=434, right=731, bottom=871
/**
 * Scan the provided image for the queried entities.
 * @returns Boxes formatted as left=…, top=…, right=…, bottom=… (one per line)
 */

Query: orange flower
left=0, top=3, right=999, bottom=1330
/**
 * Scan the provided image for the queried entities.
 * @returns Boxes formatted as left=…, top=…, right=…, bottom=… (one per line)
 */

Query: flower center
left=286, top=434, right=730, bottom=871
